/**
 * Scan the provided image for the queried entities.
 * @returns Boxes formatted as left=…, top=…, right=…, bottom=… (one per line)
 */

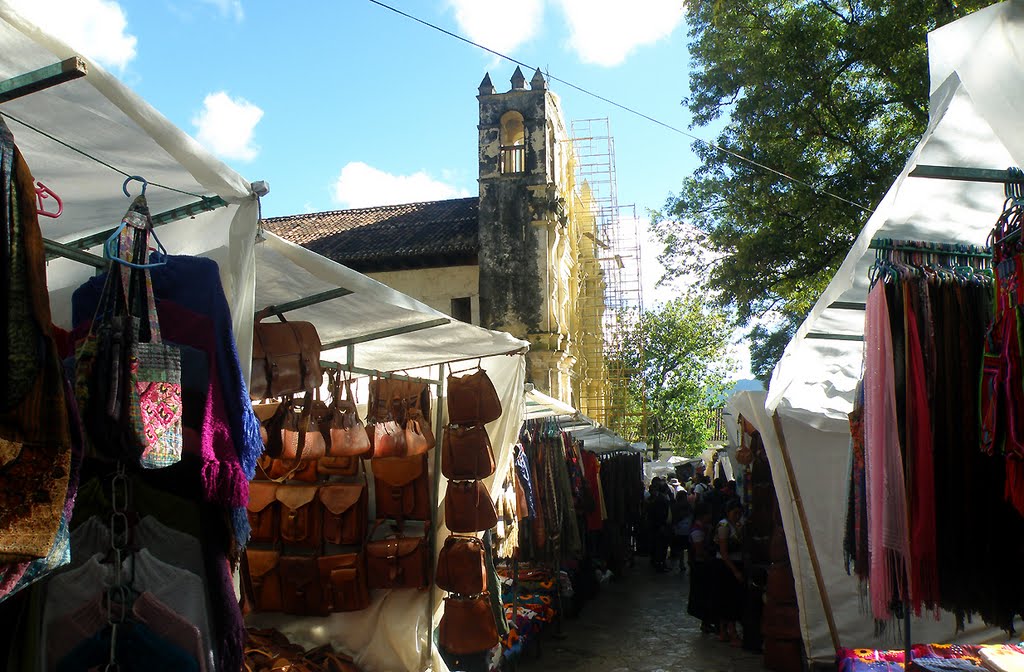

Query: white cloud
left=200, top=0, right=244, bottom=21
left=447, top=0, right=544, bottom=56
left=7, top=0, right=137, bottom=70
left=191, top=91, right=263, bottom=161
left=554, top=0, right=684, bottom=66
left=332, top=162, right=470, bottom=209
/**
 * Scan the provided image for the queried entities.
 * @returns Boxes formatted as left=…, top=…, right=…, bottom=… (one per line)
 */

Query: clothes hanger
left=102, top=175, right=168, bottom=269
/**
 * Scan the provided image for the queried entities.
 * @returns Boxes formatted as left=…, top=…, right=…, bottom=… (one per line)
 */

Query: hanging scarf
left=864, top=282, right=910, bottom=620
left=844, top=383, right=868, bottom=581
left=905, top=299, right=939, bottom=615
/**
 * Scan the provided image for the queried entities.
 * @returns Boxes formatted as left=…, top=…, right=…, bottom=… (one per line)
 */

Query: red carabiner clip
left=35, top=181, right=63, bottom=218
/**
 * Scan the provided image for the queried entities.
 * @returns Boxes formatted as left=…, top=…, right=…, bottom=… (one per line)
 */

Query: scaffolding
left=570, top=118, right=645, bottom=441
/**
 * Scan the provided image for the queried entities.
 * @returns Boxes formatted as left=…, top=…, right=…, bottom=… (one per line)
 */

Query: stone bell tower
left=476, top=67, right=579, bottom=403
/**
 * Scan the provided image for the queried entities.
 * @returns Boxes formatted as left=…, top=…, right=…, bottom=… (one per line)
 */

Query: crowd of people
left=642, top=468, right=746, bottom=647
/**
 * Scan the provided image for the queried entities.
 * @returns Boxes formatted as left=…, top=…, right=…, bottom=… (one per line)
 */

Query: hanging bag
left=280, top=390, right=330, bottom=461
left=439, top=593, right=499, bottom=655
left=318, top=553, right=370, bottom=612
left=444, top=480, right=498, bottom=534
left=441, top=425, right=495, bottom=480
left=446, top=363, right=501, bottom=426
left=372, top=405, right=407, bottom=458
left=435, top=535, right=488, bottom=595
left=250, top=308, right=322, bottom=400
left=327, top=372, right=371, bottom=458
left=319, top=482, right=368, bottom=546
left=365, top=525, right=430, bottom=590
left=404, top=407, right=435, bottom=455
left=371, top=454, right=431, bottom=522
left=367, top=375, right=430, bottom=428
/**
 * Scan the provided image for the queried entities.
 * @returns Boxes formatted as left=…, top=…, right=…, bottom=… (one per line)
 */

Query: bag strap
left=266, top=392, right=315, bottom=483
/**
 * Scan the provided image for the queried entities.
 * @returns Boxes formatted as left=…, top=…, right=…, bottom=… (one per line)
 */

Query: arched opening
left=500, top=111, right=525, bottom=174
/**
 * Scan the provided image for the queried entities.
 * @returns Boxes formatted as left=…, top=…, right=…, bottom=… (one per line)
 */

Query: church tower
left=476, top=68, right=579, bottom=402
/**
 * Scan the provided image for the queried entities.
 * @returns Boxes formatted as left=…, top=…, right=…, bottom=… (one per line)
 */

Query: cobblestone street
left=517, top=562, right=770, bottom=672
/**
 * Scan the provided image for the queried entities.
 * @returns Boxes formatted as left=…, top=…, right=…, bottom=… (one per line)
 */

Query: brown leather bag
left=279, top=555, right=326, bottom=616
left=365, top=533, right=429, bottom=590
left=246, top=481, right=279, bottom=544
left=441, top=425, right=495, bottom=480
left=446, top=366, right=501, bottom=426
left=445, top=480, right=498, bottom=534
left=372, top=454, right=431, bottom=522
left=372, top=418, right=407, bottom=458
left=280, top=391, right=330, bottom=461
left=256, top=454, right=318, bottom=482
left=439, top=593, right=499, bottom=654
left=435, top=535, right=487, bottom=595
left=318, top=455, right=359, bottom=477
left=276, top=485, right=322, bottom=548
left=250, top=308, right=322, bottom=400
left=367, top=376, right=430, bottom=426
left=246, top=549, right=283, bottom=613
left=318, top=553, right=371, bottom=612
left=320, top=483, right=367, bottom=546
left=327, top=374, right=371, bottom=458
left=253, top=400, right=287, bottom=456
left=404, top=408, right=435, bottom=455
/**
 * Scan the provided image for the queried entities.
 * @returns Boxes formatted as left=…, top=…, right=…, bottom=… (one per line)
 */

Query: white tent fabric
left=524, top=387, right=576, bottom=419
left=761, top=3, right=1024, bottom=662
left=0, top=2, right=261, bottom=357
left=255, top=232, right=527, bottom=372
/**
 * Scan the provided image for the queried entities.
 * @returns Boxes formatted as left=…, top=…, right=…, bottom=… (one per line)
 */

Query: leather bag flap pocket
left=372, top=455, right=424, bottom=487
left=276, top=485, right=319, bottom=512
left=319, top=484, right=365, bottom=515
left=247, top=482, right=279, bottom=514
left=246, top=549, right=280, bottom=578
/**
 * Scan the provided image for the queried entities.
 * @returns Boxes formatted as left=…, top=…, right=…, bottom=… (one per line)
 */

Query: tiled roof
left=263, top=197, right=480, bottom=272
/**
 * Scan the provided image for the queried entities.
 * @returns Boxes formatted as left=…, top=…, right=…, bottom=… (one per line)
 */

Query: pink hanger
left=34, top=181, right=63, bottom=218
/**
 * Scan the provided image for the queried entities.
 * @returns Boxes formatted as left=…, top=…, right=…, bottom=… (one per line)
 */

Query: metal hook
left=122, top=175, right=147, bottom=198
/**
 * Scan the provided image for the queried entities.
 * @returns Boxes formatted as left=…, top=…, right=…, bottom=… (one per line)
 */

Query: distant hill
left=729, top=379, right=764, bottom=394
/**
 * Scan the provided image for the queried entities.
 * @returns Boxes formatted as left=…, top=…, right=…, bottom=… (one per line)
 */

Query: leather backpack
left=372, top=454, right=431, bottom=522
left=365, top=532, right=429, bottom=590
left=318, top=553, right=370, bottom=612
left=441, top=425, right=495, bottom=480
left=250, top=308, right=322, bottom=400
left=439, top=593, right=499, bottom=654
left=446, top=365, right=501, bottom=426
left=319, top=482, right=368, bottom=546
left=444, top=480, right=498, bottom=534
left=435, top=535, right=488, bottom=595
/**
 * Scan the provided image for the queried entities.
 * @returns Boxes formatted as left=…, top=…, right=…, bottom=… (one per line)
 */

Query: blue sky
left=11, top=0, right=753, bottom=376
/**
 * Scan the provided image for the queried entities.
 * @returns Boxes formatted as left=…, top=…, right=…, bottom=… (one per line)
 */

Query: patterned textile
left=844, top=383, right=868, bottom=581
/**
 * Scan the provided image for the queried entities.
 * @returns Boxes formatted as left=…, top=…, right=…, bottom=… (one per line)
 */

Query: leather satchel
left=446, top=366, right=501, bottom=426
left=365, top=533, right=429, bottom=590
left=372, top=454, right=431, bottom=522
left=445, top=480, right=498, bottom=534
left=435, top=535, right=487, bottom=595
left=250, top=308, right=322, bottom=400
left=320, top=483, right=368, bottom=546
left=256, top=453, right=318, bottom=482
left=246, top=549, right=284, bottom=613
left=367, top=376, right=430, bottom=427
left=246, top=481, right=279, bottom=544
left=404, top=408, right=435, bottom=455
left=441, top=425, right=495, bottom=480
left=278, top=555, right=326, bottom=616
left=280, top=392, right=330, bottom=461
left=319, top=553, right=371, bottom=612
left=276, top=485, right=322, bottom=548
left=328, top=374, right=371, bottom=458
left=439, top=593, right=499, bottom=655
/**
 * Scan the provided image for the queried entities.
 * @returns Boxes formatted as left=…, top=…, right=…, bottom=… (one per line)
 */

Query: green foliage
left=653, top=0, right=990, bottom=376
left=606, top=294, right=737, bottom=455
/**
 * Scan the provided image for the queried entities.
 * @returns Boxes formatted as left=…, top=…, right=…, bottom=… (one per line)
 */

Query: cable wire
left=2, top=112, right=206, bottom=199
left=365, top=0, right=874, bottom=214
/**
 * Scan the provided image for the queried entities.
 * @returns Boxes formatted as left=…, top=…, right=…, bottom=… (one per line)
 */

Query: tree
left=607, top=293, right=736, bottom=455
left=653, top=0, right=990, bottom=376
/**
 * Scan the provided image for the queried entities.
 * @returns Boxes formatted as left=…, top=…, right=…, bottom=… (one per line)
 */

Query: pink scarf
left=863, top=283, right=911, bottom=620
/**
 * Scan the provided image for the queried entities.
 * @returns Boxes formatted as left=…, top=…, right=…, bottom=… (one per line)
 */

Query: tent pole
left=771, top=410, right=840, bottom=652
left=0, top=56, right=87, bottom=104
left=427, top=363, right=446, bottom=669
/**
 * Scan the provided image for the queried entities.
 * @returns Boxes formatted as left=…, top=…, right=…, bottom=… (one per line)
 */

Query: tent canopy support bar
left=828, top=301, right=866, bottom=310
left=0, top=56, right=88, bottom=104
left=909, top=164, right=1022, bottom=184
left=321, top=317, right=451, bottom=350
left=42, top=238, right=106, bottom=269
left=806, top=332, right=864, bottom=342
left=257, top=287, right=353, bottom=317
left=44, top=195, right=230, bottom=262
left=320, top=359, right=437, bottom=386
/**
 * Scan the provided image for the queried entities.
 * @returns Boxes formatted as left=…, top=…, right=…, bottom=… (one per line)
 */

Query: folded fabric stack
left=498, top=571, right=558, bottom=660
left=978, top=645, right=1024, bottom=672
left=836, top=645, right=988, bottom=672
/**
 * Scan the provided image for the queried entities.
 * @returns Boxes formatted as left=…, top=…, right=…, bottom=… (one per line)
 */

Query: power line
left=364, top=0, right=874, bottom=215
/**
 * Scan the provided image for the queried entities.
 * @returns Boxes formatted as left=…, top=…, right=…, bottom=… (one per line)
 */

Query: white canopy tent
left=0, top=4, right=535, bottom=669
left=760, top=2, right=1024, bottom=664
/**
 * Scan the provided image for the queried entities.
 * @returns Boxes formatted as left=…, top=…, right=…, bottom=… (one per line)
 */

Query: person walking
left=687, top=503, right=716, bottom=633
left=714, top=499, right=746, bottom=646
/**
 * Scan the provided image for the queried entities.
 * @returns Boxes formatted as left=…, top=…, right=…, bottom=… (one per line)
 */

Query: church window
left=500, top=111, right=525, bottom=174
